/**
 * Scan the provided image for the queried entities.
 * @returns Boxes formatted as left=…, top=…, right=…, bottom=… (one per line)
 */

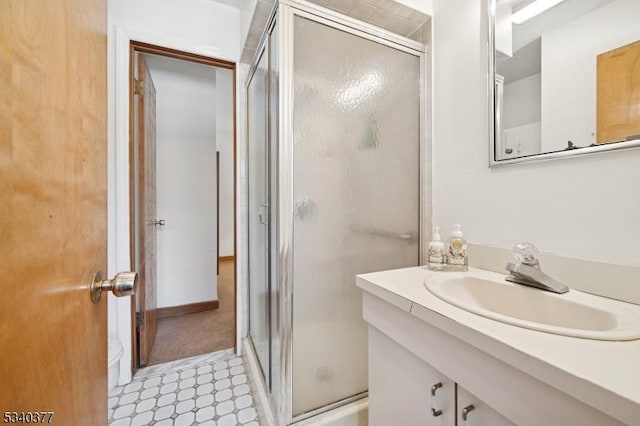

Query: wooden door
left=136, top=55, right=158, bottom=366
left=597, top=40, right=640, bottom=144
left=0, top=0, right=108, bottom=424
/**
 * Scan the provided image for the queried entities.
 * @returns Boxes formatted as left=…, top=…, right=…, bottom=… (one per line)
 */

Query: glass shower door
left=291, top=16, right=421, bottom=416
left=247, top=47, right=270, bottom=386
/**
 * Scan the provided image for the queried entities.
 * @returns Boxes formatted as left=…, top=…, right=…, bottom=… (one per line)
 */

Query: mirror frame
left=487, top=0, right=640, bottom=167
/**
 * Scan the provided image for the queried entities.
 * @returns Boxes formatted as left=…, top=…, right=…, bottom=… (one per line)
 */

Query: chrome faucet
left=505, top=242, right=569, bottom=294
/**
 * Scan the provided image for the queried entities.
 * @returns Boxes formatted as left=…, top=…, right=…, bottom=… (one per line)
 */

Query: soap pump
left=446, top=224, right=468, bottom=272
left=427, top=226, right=446, bottom=271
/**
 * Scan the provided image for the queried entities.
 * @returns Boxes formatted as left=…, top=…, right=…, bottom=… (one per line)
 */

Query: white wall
left=236, top=63, right=250, bottom=353
left=503, top=73, right=540, bottom=130
left=432, top=0, right=640, bottom=274
left=107, top=0, right=241, bottom=381
left=501, top=73, right=541, bottom=158
left=109, top=0, right=240, bottom=58
left=541, top=0, right=640, bottom=152
left=240, top=0, right=259, bottom=48
left=217, top=69, right=235, bottom=257
left=146, top=55, right=219, bottom=308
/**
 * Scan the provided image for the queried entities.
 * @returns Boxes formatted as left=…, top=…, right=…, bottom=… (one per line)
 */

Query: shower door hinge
left=133, top=78, right=144, bottom=95
left=136, top=312, right=144, bottom=326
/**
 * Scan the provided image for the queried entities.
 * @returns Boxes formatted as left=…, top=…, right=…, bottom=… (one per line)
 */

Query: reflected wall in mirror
left=490, top=0, right=640, bottom=165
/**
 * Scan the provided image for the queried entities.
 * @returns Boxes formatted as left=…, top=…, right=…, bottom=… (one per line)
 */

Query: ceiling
left=498, top=0, right=617, bottom=84
left=511, top=0, right=616, bottom=52
left=240, top=0, right=430, bottom=64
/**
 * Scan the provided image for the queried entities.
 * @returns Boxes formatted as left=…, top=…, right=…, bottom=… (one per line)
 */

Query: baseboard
left=219, top=256, right=235, bottom=262
left=156, top=300, right=219, bottom=318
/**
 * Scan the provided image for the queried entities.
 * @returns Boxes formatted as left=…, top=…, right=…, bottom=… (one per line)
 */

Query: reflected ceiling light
left=512, top=0, right=567, bottom=24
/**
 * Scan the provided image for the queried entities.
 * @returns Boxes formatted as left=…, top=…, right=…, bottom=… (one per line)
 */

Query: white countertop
left=356, top=266, right=640, bottom=425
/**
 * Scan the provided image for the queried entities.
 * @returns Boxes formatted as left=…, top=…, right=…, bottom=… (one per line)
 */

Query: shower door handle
left=258, top=204, right=269, bottom=225
left=350, top=225, right=418, bottom=244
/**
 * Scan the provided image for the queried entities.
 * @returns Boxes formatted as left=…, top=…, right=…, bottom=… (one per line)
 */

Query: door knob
left=148, top=219, right=165, bottom=226
left=90, top=271, right=138, bottom=303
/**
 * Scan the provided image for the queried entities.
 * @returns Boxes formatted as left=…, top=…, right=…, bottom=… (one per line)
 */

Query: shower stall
left=245, top=1, right=427, bottom=423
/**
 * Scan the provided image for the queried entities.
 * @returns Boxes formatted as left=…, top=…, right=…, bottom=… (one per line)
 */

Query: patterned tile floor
left=108, top=349, right=260, bottom=426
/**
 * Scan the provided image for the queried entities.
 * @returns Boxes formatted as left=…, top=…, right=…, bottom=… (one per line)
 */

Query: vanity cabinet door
left=457, top=386, right=515, bottom=426
left=369, top=327, right=455, bottom=426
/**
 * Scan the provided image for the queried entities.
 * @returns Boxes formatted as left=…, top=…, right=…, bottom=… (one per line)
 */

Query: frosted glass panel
left=248, top=49, right=270, bottom=383
left=292, top=17, right=421, bottom=415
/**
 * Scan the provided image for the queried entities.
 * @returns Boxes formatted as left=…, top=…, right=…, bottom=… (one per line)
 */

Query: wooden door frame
left=128, top=40, right=238, bottom=372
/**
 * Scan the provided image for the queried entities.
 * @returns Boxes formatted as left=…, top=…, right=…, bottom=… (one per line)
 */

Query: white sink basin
left=425, top=270, right=640, bottom=341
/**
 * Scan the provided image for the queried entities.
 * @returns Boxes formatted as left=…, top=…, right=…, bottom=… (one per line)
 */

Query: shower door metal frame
left=246, top=42, right=271, bottom=387
left=275, top=1, right=429, bottom=424
left=246, top=11, right=280, bottom=393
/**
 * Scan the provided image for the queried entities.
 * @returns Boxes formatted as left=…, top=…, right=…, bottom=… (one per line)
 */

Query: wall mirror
left=489, top=0, right=640, bottom=166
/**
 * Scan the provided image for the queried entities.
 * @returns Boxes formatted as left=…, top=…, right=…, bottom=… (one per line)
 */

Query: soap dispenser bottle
left=446, top=224, right=468, bottom=272
left=427, top=226, right=446, bottom=271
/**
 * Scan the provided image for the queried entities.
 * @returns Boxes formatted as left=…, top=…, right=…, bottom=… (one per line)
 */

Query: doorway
left=129, top=42, right=237, bottom=369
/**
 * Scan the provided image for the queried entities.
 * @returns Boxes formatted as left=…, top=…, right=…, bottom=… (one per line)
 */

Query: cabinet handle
left=430, top=382, right=443, bottom=417
left=462, top=404, right=476, bottom=421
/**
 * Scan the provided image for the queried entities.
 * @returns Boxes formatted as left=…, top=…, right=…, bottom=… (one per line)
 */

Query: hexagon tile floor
left=108, top=348, right=260, bottom=425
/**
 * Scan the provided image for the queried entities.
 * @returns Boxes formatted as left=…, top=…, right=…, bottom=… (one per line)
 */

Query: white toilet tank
left=108, top=338, right=124, bottom=389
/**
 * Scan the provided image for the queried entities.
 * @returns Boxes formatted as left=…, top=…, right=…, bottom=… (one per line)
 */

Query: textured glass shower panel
left=247, top=49, right=270, bottom=384
left=292, top=17, right=421, bottom=416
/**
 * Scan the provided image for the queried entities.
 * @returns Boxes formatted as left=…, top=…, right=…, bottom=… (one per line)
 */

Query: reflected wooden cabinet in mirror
left=489, top=0, right=640, bottom=165
left=597, top=40, right=640, bottom=145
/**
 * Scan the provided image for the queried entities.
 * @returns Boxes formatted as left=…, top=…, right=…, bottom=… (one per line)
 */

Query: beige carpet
left=147, top=260, right=236, bottom=366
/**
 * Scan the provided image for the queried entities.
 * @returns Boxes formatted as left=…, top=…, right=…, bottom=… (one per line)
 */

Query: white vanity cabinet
left=369, top=326, right=513, bottom=426
left=456, top=386, right=513, bottom=426
left=369, top=327, right=455, bottom=426
left=359, top=281, right=628, bottom=426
